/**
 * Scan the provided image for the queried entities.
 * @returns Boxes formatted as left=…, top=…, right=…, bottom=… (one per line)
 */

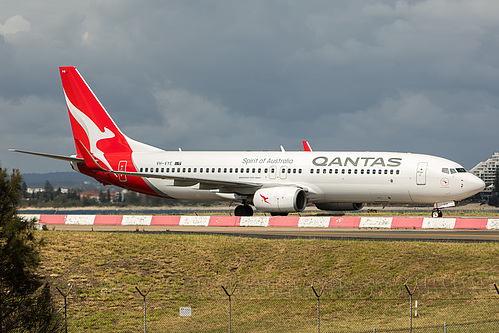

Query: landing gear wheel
left=431, top=209, right=443, bottom=218
left=234, top=205, right=253, bottom=216
left=244, top=205, right=253, bottom=216
left=270, top=212, right=288, bottom=216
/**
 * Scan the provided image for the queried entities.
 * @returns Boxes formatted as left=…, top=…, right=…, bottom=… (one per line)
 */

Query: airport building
left=469, top=152, right=499, bottom=191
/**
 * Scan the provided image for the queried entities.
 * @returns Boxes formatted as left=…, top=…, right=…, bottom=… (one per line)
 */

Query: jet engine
left=253, top=187, right=307, bottom=213
left=315, top=202, right=365, bottom=211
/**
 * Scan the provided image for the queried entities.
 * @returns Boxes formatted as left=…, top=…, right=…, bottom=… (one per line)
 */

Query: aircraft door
left=118, top=160, right=127, bottom=182
left=416, top=162, right=427, bottom=185
left=280, top=166, right=287, bottom=179
left=269, top=166, right=277, bottom=179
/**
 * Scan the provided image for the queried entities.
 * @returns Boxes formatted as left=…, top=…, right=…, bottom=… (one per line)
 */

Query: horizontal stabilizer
left=9, top=149, right=83, bottom=163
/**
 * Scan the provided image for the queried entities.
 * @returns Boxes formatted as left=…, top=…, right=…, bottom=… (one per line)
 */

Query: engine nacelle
left=253, top=187, right=307, bottom=213
left=315, top=202, right=365, bottom=211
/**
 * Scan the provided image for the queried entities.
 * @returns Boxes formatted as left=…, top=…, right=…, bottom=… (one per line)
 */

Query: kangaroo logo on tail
left=65, top=94, right=116, bottom=170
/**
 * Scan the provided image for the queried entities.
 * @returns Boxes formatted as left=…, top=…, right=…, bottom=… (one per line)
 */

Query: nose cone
left=467, top=174, right=485, bottom=196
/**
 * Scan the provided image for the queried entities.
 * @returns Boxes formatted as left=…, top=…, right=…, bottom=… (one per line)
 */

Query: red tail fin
left=60, top=67, right=132, bottom=167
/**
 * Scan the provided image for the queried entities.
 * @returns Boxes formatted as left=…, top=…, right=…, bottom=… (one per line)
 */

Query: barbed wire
left=51, top=276, right=498, bottom=300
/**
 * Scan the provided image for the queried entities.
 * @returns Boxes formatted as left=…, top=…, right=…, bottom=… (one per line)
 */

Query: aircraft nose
left=468, top=174, right=485, bottom=193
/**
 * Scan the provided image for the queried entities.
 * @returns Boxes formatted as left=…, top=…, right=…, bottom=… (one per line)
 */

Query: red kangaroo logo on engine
left=260, top=194, right=270, bottom=204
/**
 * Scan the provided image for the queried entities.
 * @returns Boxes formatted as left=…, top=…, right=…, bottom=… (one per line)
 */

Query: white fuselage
left=123, top=150, right=484, bottom=205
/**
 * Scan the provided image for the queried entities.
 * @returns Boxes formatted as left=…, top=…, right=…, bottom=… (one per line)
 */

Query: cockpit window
left=456, top=168, right=467, bottom=173
left=450, top=168, right=457, bottom=174
left=442, top=168, right=449, bottom=174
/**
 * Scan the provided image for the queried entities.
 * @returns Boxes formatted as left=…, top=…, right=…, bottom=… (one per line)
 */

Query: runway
left=48, top=225, right=499, bottom=242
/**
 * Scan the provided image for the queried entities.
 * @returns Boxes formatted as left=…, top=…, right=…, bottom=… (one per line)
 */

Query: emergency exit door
left=416, top=162, right=427, bottom=185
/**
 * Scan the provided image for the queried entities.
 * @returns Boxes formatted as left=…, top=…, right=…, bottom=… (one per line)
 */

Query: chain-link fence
left=43, top=277, right=498, bottom=332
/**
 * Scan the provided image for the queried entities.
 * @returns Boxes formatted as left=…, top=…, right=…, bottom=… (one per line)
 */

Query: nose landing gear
left=432, top=209, right=443, bottom=218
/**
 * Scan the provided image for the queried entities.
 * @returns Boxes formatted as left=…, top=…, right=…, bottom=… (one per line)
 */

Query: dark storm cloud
left=1, top=0, right=499, bottom=173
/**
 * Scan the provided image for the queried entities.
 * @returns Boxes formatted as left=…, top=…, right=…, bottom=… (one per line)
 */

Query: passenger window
left=361, top=169, right=364, bottom=174
left=140, top=168, right=143, bottom=172
left=396, top=170, right=400, bottom=175
left=247, top=168, right=250, bottom=173
left=234, top=168, right=238, bottom=173
left=323, top=169, right=326, bottom=174
left=193, top=168, right=197, bottom=173
left=378, top=170, right=382, bottom=174
left=348, top=169, right=351, bottom=174
left=224, top=168, right=227, bottom=173
left=264, top=168, right=268, bottom=173
left=390, top=169, right=393, bottom=174
left=161, top=168, right=164, bottom=172
left=293, top=169, right=296, bottom=174
left=200, top=168, right=203, bottom=173
left=341, top=169, right=345, bottom=174
left=188, top=168, right=191, bottom=173
left=258, top=168, right=261, bottom=173
left=354, top=169, right=358, bottom=174
left=335, top=169, right=339, bottom=174
left=218, top=168, right=221, bottom=173
left=145, top=168, right=148, bottom=172
left=366, top=169, right=370, bottom=174
left=229, top=168, right=233, bottom=173
left=166, top=168, right=169, bottom=172
left=299, top=169, right=302, bottom=173
left=384, top=170, right=388, bottom=174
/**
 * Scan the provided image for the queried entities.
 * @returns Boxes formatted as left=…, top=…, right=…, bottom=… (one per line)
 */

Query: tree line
left=21, top=180, right=218, bottom=207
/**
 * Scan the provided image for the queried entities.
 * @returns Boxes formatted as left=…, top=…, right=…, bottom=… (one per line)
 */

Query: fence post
left=135, top=286, right=152, bottom=333
left=404, top=283, right=416, bottom=333
left=0, top=292, right=3, bottom=333
left=222, top=284, right=236, bottom=333
left=311, top=284, right=324, bottom=333
left=55, top=284, right=72, bottom=333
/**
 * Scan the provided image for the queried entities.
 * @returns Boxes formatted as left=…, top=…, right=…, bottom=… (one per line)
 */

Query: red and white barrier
left=20, top=214, right=499, bottom=230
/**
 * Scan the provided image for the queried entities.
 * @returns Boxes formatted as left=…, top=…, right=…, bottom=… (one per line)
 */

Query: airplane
left=11, top=67, right=485, bottom=218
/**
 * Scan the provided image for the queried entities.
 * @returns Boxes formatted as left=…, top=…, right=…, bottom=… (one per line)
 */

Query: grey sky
left=1, top=0, right=499, bottom=174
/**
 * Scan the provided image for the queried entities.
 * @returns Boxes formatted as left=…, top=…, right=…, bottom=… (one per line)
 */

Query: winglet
left=302, top=140, right=313, bottom=152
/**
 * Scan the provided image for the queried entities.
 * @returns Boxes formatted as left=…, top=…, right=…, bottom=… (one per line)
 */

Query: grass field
left=38, top=231, right=499, bottom=332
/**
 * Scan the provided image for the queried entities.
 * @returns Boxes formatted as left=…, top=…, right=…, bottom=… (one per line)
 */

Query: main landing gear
left=234, top=204, right=253, bottom=216
left=432, top=209, right=443, bottom=218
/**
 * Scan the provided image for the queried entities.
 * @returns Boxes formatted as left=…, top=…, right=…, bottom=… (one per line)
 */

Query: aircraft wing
left=9, top=149, right=84, bottom=163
